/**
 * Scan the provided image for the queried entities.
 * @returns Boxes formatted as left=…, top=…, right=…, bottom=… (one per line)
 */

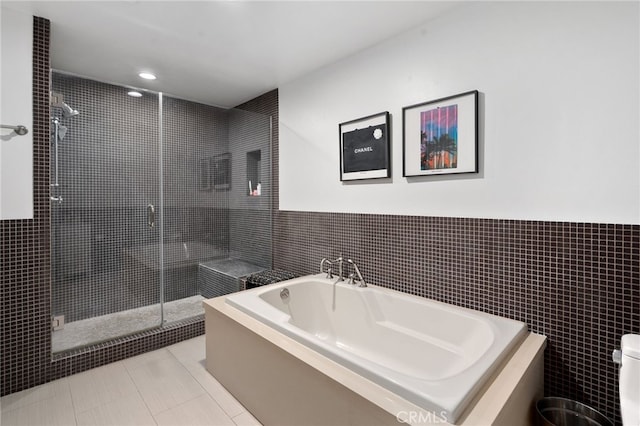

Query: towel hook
left=1, top=124, right=29, bottom=136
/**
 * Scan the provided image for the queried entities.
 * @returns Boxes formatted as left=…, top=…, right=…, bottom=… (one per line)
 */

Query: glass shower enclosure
left=50, top=71, right=272, bottom=353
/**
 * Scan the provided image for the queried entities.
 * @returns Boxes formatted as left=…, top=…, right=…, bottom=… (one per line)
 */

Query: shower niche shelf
left=247, top=149, right=262, bottom=196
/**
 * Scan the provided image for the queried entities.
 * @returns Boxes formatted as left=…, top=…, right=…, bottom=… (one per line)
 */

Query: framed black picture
left=212, top=153, right=231, bottom=191
left=339, top=111, right=390, bottom=181
left=403, top=90, right=478, bottom=177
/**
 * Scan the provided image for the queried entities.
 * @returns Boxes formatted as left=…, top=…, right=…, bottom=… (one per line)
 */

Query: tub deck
left=204, top=295, right=546, bottom=426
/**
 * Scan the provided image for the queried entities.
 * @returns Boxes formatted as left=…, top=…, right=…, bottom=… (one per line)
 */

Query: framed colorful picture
left=339, top=111, right=391, bottom=181
left=402, top=90, right=478, bottom=177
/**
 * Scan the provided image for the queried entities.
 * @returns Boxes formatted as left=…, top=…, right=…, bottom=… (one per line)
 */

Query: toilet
left=613, top=334, right=640, bottom=426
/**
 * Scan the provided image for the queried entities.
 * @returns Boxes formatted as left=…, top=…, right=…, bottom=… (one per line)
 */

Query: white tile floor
left=0, top=336, right=262, bottom=426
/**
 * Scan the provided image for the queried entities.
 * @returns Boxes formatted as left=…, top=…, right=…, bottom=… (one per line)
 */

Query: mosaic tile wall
left=161, top=95, right=231, bottom=305
left=227, top=108, right=272, bottom=268
left=273, top=214, right=639, bottom=425
left=235, top=90, right=279, bottom=214
left=0, top=18, right=270, bottom=396
left=50, top=74, right=233, bottom=322
left=0, top=16, right=53, bottom=398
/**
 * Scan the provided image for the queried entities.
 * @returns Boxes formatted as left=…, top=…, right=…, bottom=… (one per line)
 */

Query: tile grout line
left=121, top=355, right=161, bottom=425
left=67, top=379, right=80, bottom=426
left=145, top=348, right=202, bottom=422
left=166, top=340, right=243, bottom=421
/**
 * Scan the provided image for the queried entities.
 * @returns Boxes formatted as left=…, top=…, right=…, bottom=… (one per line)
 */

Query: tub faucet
left=320, top=258, right=334, bottom=279
left=335, top=254, right=345, bottom=281
left=347, top=259, right=367, bottom=287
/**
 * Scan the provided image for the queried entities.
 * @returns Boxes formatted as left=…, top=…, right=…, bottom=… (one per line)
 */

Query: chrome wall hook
left=1, top=124, right=29, bottom=136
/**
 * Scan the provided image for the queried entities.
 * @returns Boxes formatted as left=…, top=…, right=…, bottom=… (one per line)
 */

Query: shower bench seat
left=198, top=258, right=265, bottom=298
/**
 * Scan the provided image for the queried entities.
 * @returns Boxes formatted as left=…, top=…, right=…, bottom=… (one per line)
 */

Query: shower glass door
left=50, top=72, right=162, bottom=353
left=50, top=71, right=273, bottom=354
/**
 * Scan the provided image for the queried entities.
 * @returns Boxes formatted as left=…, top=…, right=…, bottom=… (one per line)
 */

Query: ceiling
left=3, top=1, right=460, bottom=108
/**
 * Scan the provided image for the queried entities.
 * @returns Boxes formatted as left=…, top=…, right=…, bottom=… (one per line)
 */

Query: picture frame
left=198, top=158, right=212, bottom=191
left=212, top=153, right=231, bottom=191
left=339, top=111, right=390, bottom=181
left=402, top=90, right=478, bottom=177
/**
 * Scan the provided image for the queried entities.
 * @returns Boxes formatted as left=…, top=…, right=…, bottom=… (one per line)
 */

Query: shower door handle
left=147, top=204, right=155, bottom=229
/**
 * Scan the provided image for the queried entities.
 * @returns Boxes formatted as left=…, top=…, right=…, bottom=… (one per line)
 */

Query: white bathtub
left=226, top=274, right=528, bottom=423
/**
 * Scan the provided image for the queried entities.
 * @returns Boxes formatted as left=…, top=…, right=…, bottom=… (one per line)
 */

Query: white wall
left=280, top=2, right=639, bottom=224
left=0, top=7, right=33, bottom=220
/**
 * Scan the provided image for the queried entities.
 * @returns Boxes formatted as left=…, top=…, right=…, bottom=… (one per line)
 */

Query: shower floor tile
left=52, top=295, right=205, bottom=353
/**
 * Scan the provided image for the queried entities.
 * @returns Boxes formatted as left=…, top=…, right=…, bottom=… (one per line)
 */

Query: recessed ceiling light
left=128, top=91, right=143, bottom=97
left=138, top=72, right=156, bottom=80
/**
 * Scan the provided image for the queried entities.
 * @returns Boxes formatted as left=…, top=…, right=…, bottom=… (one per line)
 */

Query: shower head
left=61, top=102, right=79, bottom=118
